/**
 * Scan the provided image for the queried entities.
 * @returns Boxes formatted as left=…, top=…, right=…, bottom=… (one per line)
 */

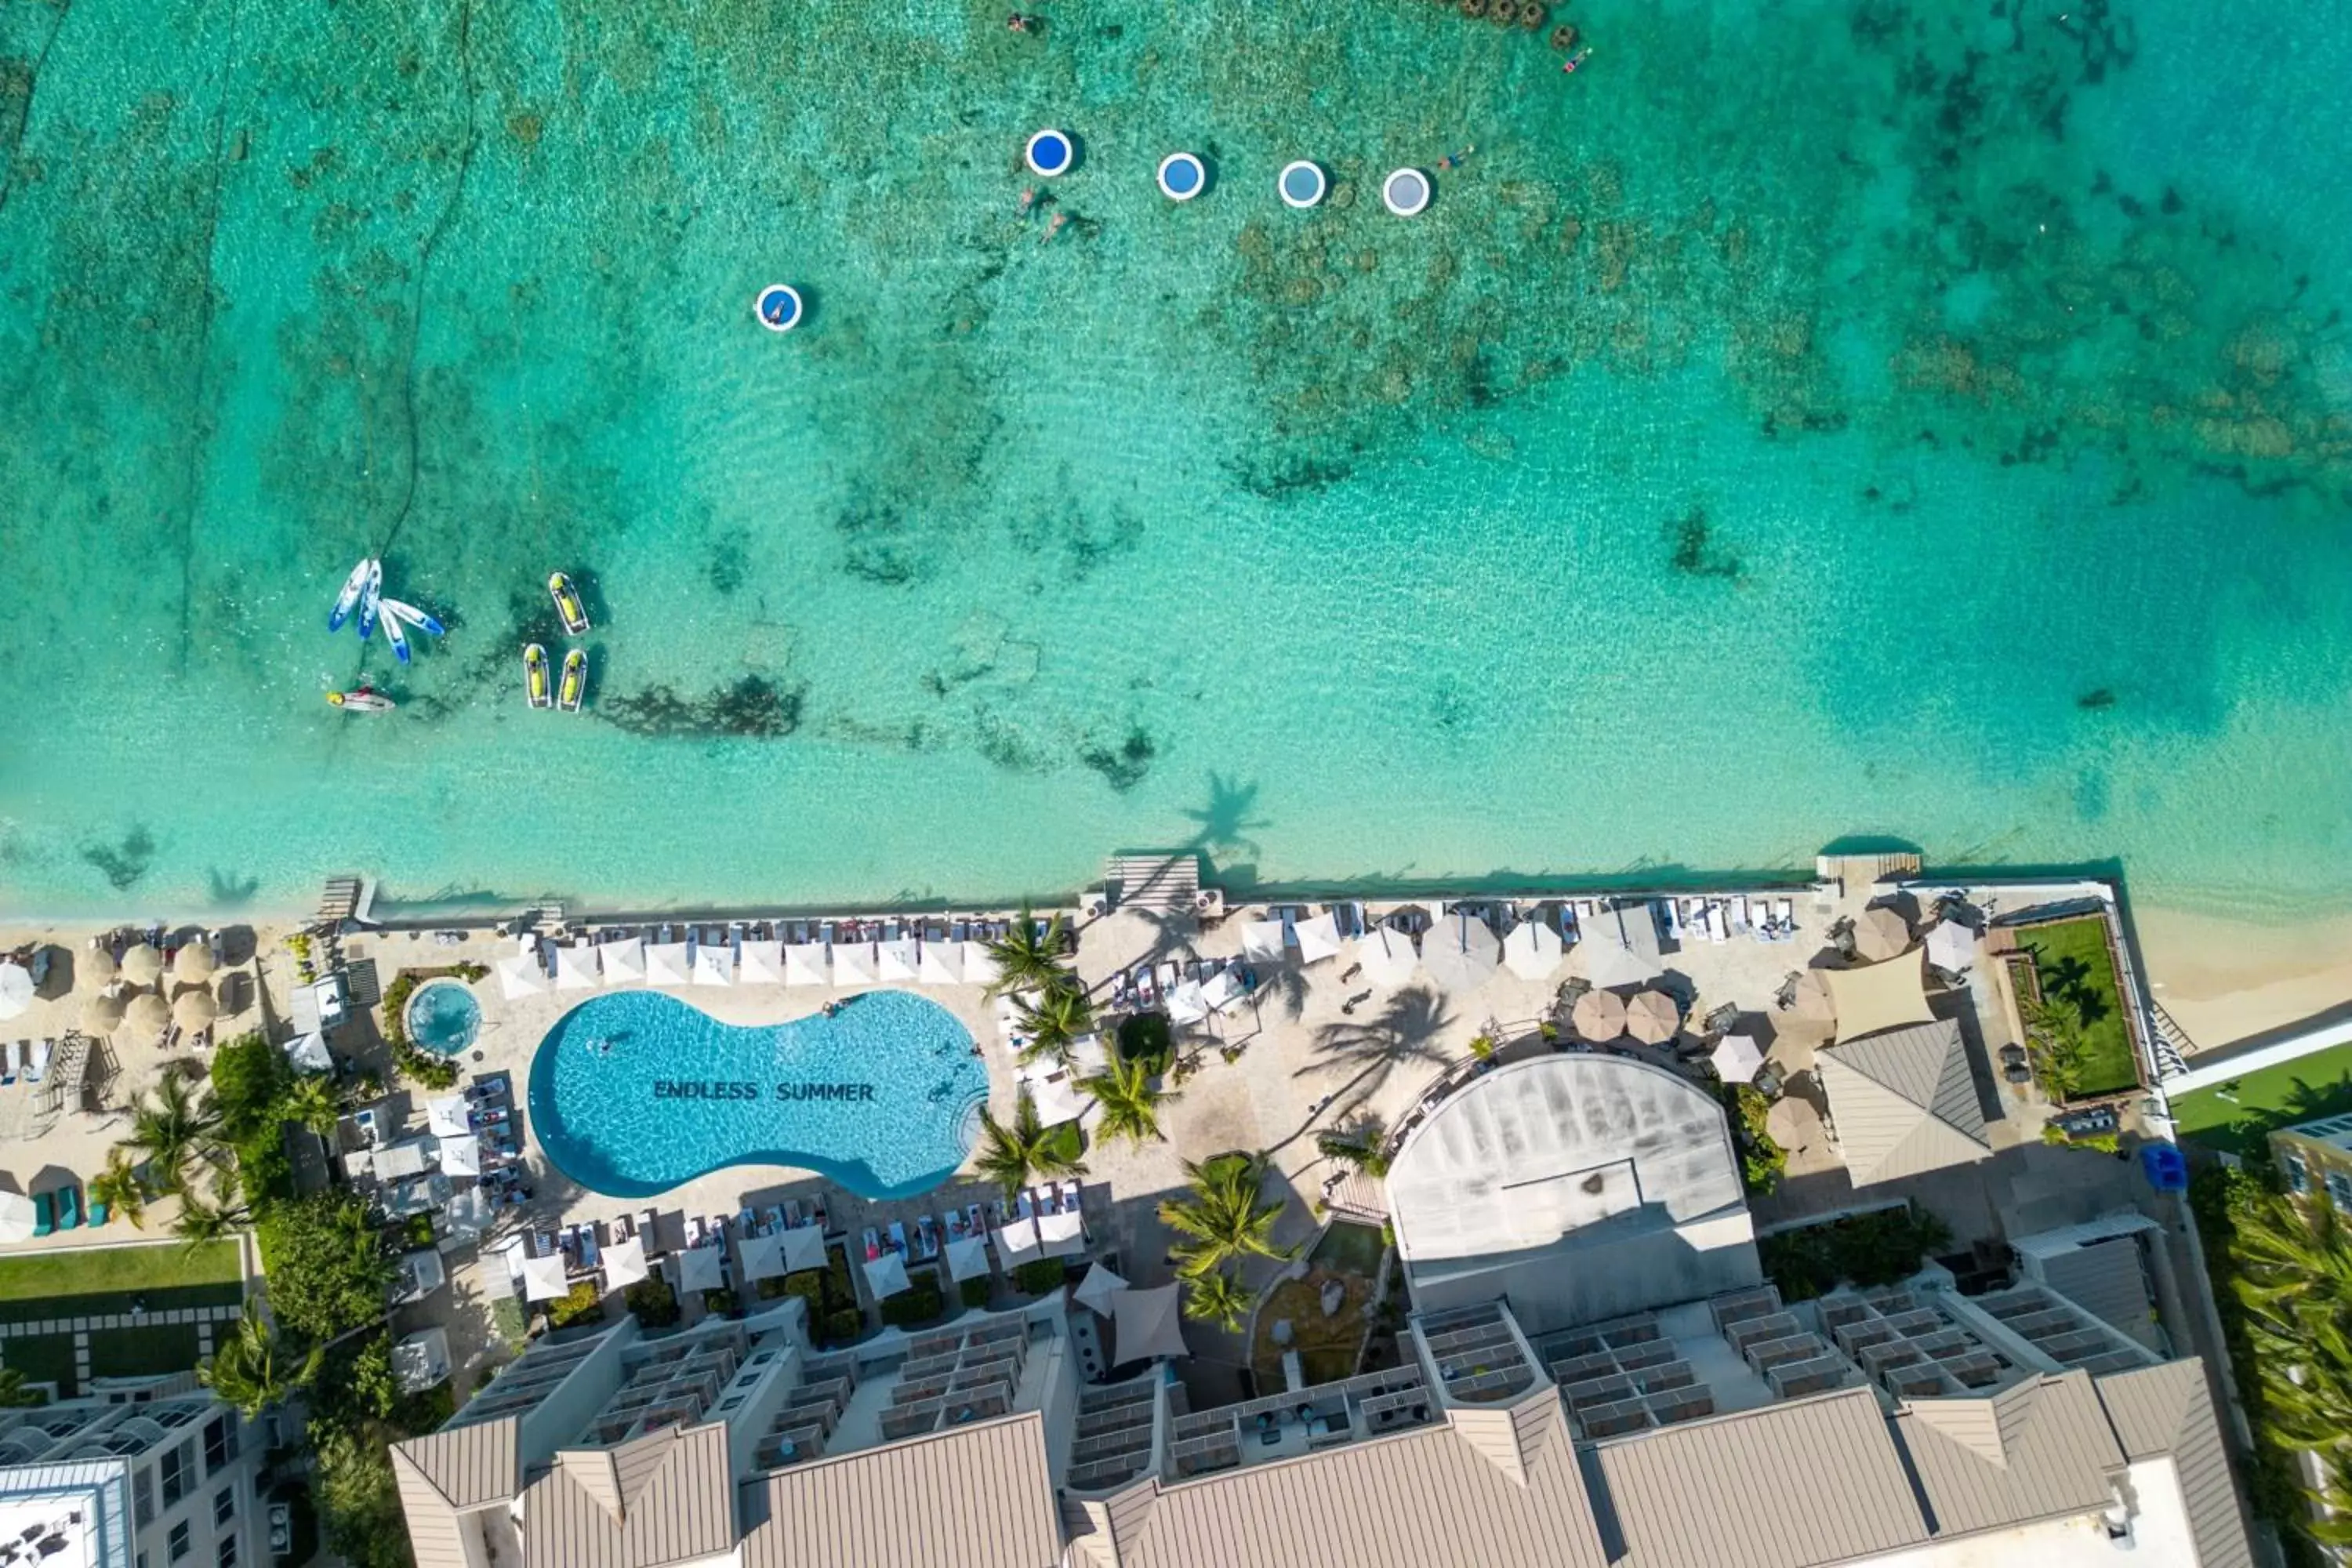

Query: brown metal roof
left=520, top=1422, right=736, bottom=1568
left=1894, top=1374, right=2122, bottom=1537
left=2097, top=1361, right=2255, bottom=1568
left=396, top=1417, right=520, bottom=1511
left=1818, top=1020, right=1991, bottom=1185
left=1594, top=1387, right=1929, bottom=1568
left=738, top=1412, right=1064, bottom=1568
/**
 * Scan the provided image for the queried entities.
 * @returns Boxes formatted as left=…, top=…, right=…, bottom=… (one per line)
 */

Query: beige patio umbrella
left=123, top=992, right=170, bottom=1038
left=80, top=946, right=118, bottom=989
left=1570, top=988, right=1627, bottom=1041
left=118, top=942, right=163, bottom=986
left=172, top=942, right=217, bottom=984
left=173, top=989, right=220, bottom=1032
left=1624, top=989, right=1681, bottom=1045
left=1790, top=971, right=1835, bottom=1022
left=82, top=993, right=127, bottom=1036
left=1766, top=1096, right=1821, bottom=1154
left=1853, top=906, right=1912, bottom=963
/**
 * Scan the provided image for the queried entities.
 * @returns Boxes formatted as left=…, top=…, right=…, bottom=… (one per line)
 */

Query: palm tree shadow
left=1080, top=906, right=1203, bottom=1004
left=1179, top=772, right=1270, bottom=863
left=1294, top=985, right=1455, bottom=1125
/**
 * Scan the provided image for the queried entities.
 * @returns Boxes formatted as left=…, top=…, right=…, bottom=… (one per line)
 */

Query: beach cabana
left=521, top=1254, right=571, bottom=1303
left=82, top=993, right=125, bottom=1036
left=739, top=1231, right=787, bottom=1283
left=1036, top=1207, right=1086, bottom=1259
left=498, top=952, right=548, bottom=1000
left=864, top=1250, right=913, bottom=1300
left=994, top=1215, right=1043, bottom=1268
left=1201, top=968, right=1247, bottom=1015
left=1294, top=912, right=1344, bottom=965
left=678, top=1245, right=724, bottom=1294
left=1422, top=911, right=1501, bottom=992
left=946, top=1234, right=993, bottom=1284
left=601, top=936, right=647, bottom=986
left=877, top=936, right=920, bottom=982
left=285, top=1032, right=332, bottom=1074
left=833, top=942, right=877, bottom=987
left=1067, top=1033, right=1110, bottom=1079
left=643, top=942, right=690, bottom=987
left=1824, top=949, right=1935, bottom=1044
left=1073, top=1261, right=1127, bottom=1316
left=784, top=942, right=829, bottom=987
left=441, top=1189, right=491, bottom=1244
left=1926, top=919, right=1976, bottom=975
left=1570, top=988, right=1627, bottom=1041
left=1241, top=920, right=1288, bottom=963
left=603, top=1234, right=650, bottom=1290
left=1110, top=1284, right=1189, bottom=1364
left=1165, top=980, right=1210, bottom=1025
left=1025, top=1071, right=1087, bottom=1128
left=739, top=939, right=785, bottom=985
left=1854, top=906, right=1914, bottom=963
left=555, top=944, right=601, bottom=991
left=426, top=1095, right=470, bottom=1138
left=79, top=946, right=117, bottom=989
left=1624, top=989, right=1680, bottom=1045
left=962, top=942, right=1001, bottom=990
left=1356, top=925, right=1419, bottom=987
left=436, top=1135, right=481, bottom=1178
left=782, top=1225, right=829, bottom=1274
left=918, top=939, right=964, bottom=985
left=0, top=964, right=33, bottom=1021
left=172, top=942, right=216, bottom=985
left=1582, top=904, right=1664, bottom=989
left=1502, top=919, right=1564, bottom=981
left=172, top=989, right=219, bottom=1032
left=691, top=944, right=733, bottom=987
left=117, top=943, right=162, bottom=986
left=1711, top=1033, right=1766, bottom=1085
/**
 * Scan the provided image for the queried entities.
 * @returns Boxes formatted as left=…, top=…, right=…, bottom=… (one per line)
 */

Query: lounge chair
left=684, top=1217, right=706, bottom=1250
left=887, top=1220, right=909, bottom=1256
left=862, top=1226, right=881, bottom=1261
left=0, top=1041, right=16, bottom=1087
left=26, top=1040, right=49, bottom=1082
left=1058, top=1181, right=1083, bottom=1215
left=809, top=1194, right=829, bottom=1232
left=639, top=1209, right=662, bottom=1252
left=782, top=1199, right=804, bottom=1229
left=32, top=1192, right=53, bottom=1237
left=89, top=1186, right=108, bottom=1226
left=916, top=1216, right=938, bottom=1258
left=56, top=1186, right=80, bottom=1231
left=1776, top=898, right=1796, bottom=938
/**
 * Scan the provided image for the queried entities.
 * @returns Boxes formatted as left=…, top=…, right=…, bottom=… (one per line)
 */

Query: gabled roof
left=738, top=1411, right=1062, bottom=1568
left=2097, top=1361, right=2255, bottom=1568
left=1895, top=1374, right=2123, bottom=1536
left=1818, top=1019, right=1990, bottom=1185
left=396, top=1417, right=519, bottom=1511
left=520, top=1422, right=735, bottom=1568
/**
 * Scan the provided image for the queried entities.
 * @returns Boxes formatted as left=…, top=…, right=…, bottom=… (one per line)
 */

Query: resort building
left=0, top=1385, right=265, bottom=1568
left=2268, top=1111, right=2352, bottom=1208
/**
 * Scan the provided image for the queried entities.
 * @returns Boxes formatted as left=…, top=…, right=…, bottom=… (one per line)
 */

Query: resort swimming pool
left=528, top=989, right=986, bottom=1200
left=405, top=982, right=481, bottom=1057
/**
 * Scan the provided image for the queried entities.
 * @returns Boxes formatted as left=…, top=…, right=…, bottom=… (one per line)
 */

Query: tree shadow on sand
left=1291, top=986, right=1456, bottom=1132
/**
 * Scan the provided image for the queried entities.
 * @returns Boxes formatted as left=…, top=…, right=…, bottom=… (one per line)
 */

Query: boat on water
left=384, top=599, right=445, bottom=637
left=326, top=686, right=394, bottom=714
left=558, top=648, right=587, bottom=713
left=549, top=572, right=590, bottom=636
left=354, top=561, right=385, bottom=641
left=327, top=557, right=374, bottom=633
left=524, top=644, right=553, bottom=710
left=384, top=610, right=412, bottom=665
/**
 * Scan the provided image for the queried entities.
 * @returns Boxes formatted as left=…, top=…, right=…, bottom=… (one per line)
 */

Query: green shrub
left=546, top=1281, right=603, bottom=1329
left=208, top=1033, right=288, bottom=1140
left=403, top=1212, right=436, bottom=1247
left=1723, top=1085, right=1787, bottom=1196
left=1759, top=1205, right=1954, bottom=1302
left=822, top=1308, right=864, bottom=1345
left=878, top=1268, right=945, bottom=1329
left=701, top=1288, right=739, bottom=1316
left=1468, top=1033, right=1496, bottom=1060
left=960, top=1276, right=993, bottom=1310
left=1117, top=1011, right=1173, bottom=1070
left=256, top=1192, right=397, bottom=1343
left=624, top=1274, right=679, bottom=1329
left=1011, top=1258, right=1065, bottom=1297
left=489, top=1295, right=529, bottom=1344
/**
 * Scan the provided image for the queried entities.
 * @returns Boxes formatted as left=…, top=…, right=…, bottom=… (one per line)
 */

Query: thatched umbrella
left=172, top=989, right=220, bottom=1032
left=172, top=942, right=217, bottom=985
left=123, top=991, right=171, bottom=1038
left=82, top=993, right=127, bottom=1036
left=1624, top=989, right=1681, bottom=1045
left=118, top=942, right=163, bottom=986
left=1571, top=988, right=1627, bottom=1041
left=80, top=946, right=118, bottom=989
left=1853, top=906, right=1912, bottom=963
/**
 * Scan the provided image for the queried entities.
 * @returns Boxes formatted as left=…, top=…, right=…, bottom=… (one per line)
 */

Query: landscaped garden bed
left=2014, top=916, right=2140, bottom=1101
left=1248, top=1221, right=1388, bottom=1388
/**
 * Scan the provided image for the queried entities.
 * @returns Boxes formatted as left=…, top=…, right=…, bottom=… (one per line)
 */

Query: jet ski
left=548, top=572, right=590, bottom=636
left=383, top=610, right=412, bottom=665
left=524, top=644, right=553, bottom=709
left=558, top=648, right=587, bottom=713
left=354, top=561, right=385, bottom=641
left=383, top=599, right=445, bottom=637
left=327, top=557, right=375, bottom=633
left=326, top=686, right=394, bottom=714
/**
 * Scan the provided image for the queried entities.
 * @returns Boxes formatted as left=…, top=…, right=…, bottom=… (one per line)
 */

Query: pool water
left=405, top=982, right=482, bottom=1057
left=528, top=989, right=986, bottom=1200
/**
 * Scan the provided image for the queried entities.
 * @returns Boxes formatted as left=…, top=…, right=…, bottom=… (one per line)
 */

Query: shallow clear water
left=528, top=989, right=985, bottom=1198
left=2, top=0, right=2350, bottom=918
left=405, top=978, right=481, bottom=1055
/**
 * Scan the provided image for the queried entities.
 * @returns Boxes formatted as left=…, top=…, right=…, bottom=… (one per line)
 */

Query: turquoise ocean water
left=2, top=0, right=2349, bottom=918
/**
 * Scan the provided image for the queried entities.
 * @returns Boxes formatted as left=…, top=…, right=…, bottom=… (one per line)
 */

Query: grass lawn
left=0, top=1333, right=78, bottom=1396
left=0, top=1242, right=244, bottom=1327
left=87, top=1324, right=205, bottom=1381
left=2020, top=916, right=2140, bottom=1098
left=2169, top=1041, right=2352, bottom=1160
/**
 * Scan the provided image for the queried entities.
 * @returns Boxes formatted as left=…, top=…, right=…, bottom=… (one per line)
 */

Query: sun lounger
left=1015, top=1189, right=1036, bottom=1221
left=640, top=1209, right=662, bottom=1252
left=887, top=1220, right=909, bottom=1256
left=26, top=1039, right=49, bottom=1081
left=684, top=1217, right=706, bottom=1250
left=809, top=1194, right=829, bottom=1232
left=1776, top=898, right=1796, bottom=938
left=56, top=1186, right=80, bottom=1231
left=782, top=1199, right=804, bottom=1229
left=916, top=1215, right=938, bottom=1258
left=862, top=1226, right=881, bottom=1261
left=32, top=1192, right=53, bottom=1237
left=0, top=1042, right=16, bottom=1087
left=1058, top=1181, right=1082, bottom=1214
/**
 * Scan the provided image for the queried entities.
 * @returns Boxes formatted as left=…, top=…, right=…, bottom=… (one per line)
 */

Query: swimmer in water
left=1018, top=187, right=1037, bottom=217
left=1439, top=144, right=1475, bottom=170
left=1040, top=211, right=1069, bottom=244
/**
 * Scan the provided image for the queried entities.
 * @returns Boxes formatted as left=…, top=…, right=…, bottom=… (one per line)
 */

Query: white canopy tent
left=1110, top=1284, right=1189, bottom=1363
left=644, top=942, right=691, bottom=987
left=496, top=953, right=546, bottom=1000
left=877, top=938, right=920, bottom=982
left=1502, top=919, right=1565, bottom=981
left=864, top=1251, right=913, bottom=1300
left=739, top=1231, right=788, bottom=1282
left=678, top=1246, right=725, bottom=1294
left=781, top=1225, right=829, bottom=1274
left=1201, top=968, right=1247, bottom=1015
left=285, top=1033, right=333, bottom=1075
left=1356, top=926, right=1420, bottom=987
left=602, top=1234, right=650, bottom=1290
left=918, top=940, right=964, bottom=985
left=1066, top=1033, right=1110, bottom=1079
left=521, top=1254, right=572, bottom=1303
left=1036, top=1208, right=1086, bottom=1258
left=1073, top=1261, right=1127, bottom=1316
left=994, top=1216, right=1043, bottom=1267
left=1025, top=1072, right=1087, bottom=1128
left=555, top=944, right=601, bottom=991
left=833, top=942, right=877, bottom=987
left=946, top=1234, right=993, bottom=1284
left=601, top=936, right=647, bottom=985
left=436, top=1135, right=481, bottom=1177
left=1711, top=1034, right=1766, bottom=1086
left=691, top=945, right=734, bottom=987
left=426, top=1095, right=470, bottom=1138
left=739, top=940, right=785, bottom=985
left=961, top=942, right=1001, bottom=990
left=1240, top=920, right=1288, bottom=963
left=1165, top=981, right=1210, bottom=1025
left=1926, top=919, right=1977, bottom=975
left=1294, top=912, right=1345, bottom=965
left=0, top=1191, right=37, bottom=1244
left=1421, top=911, right=1502, bottom=992
left=441, top=1188, right=491, bottom=1244
left=0, top=964, right=33, bottom=1021
left=785, top=943, right=829, bottom=987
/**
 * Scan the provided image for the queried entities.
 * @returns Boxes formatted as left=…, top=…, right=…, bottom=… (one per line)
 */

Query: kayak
left=326, top=557, right=374, bottom=633
left=384, top=599, right=445, bottom=637
left=327, top=688, right=394, bottom=714
left=384, top=610, right=412, bottom=665
left=549, top=572, right=590, bottom=636
left=354, top=561, right=385, bottom=641
left=558, top=648, right=587, bottom=713
left=524, top=644, right=553, bottom=710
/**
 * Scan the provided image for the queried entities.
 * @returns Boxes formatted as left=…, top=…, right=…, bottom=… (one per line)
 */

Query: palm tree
left=2229, top=1181, right=2352, bottom=1544
left=172, top=1169, right=252, bottom=1249
left=1182, top=1269, right=1251, bottom=1333
left=121, top=1072, right=223, bottom=1196
left=199, top=1309, right=322, bottom=1418
left=1316, top=1121, right=1391, bottom=1179
left=0, top=1367, right=42, bottom=1409
left=983, top=906, right=1075, bottom=1001
left=1013, top=986, right=1093, bottom=1069
left=1081, top=1055, right=1172, bottom=1147
left=971, top=1090, right=1088, bottom=1201
left=89, top=1151, right=149, bottom=1230
left=1157, top=1155, right=1293, bottom=1281
left=281, top=1075, right=342, bottom=1135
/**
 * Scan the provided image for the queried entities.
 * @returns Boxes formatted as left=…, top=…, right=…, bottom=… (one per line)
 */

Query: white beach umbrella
left=1241, top=920, right=1287, bottom=963
left=555, top=944, right=602, bottom=991
left=1502, top=920, right=1565, bottom=981
left=946, top=1233, right=993, bottom=1284
left=1421, top=912, right=1501, bottom=992
left=691, top=945, right=733, bottom=987
left=1356, top=926, right=1419, bottom=988
left=1711, top=1033, right=1766, bottom=1085
left=784, top=943, right=829, bottom=986
left=962, top=942, right=1001, bottom=990
left=79, top=946, right=117, bottom=989
left=171, top=942, right=217, bottom=984
left=877, top=937, right=920, bottom=982
left=0, top=1191, right=38, bottom=1244
left=521, top=1254, right=571, bottom=1303
left=436, top=1135, right=481, bottom=1177
left=1926, top=920, right=1976, bottom=975
left=739, top=940, right=784, bottom=985
left=918, top=939, right=964, bottom=985
left=678, top=1246, right=724, bottom=1294
left=601, top=936, right=647, bottom=986
left=739, top=1231, right=787, bottom=1282
left=864, top=1250, right=912, bottom=1300
left=1036, top=1208, right=1086, bottom=1258
left=1025, top=1072, right=1087, bottom=1127
left=117, top=943, right=162, bottom=987
left=497, top=953, right=547, bottom=1000
left=643, top=942, right=690, bottom=987
left=1294, top=912, right=1344, bottom=965
left=833, top=942, right=877, bottom=987
left=994, top=1215, right=1043, bottom=1266
left=426, top=1094, right=471, bottom=1138
left=603, top=1235, right=650, bottom=1290
left=781, top=1225, right=829, bottom=1273
left=1165, top=980, right=1210, bottom=1025
left=0, top=964, right=34, bottom=1021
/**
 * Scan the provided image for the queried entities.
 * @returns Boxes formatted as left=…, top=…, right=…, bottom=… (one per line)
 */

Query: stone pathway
left=0, top=1301, right=246, bottom=1392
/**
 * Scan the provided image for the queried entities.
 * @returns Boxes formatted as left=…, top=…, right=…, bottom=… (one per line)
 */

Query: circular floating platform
left=1025, top=128, right=1075, bottom=177
left=1157, top=151, right=1207, bottom=202
left=1382, top=168, right=1431, bottom=217
left=1279, top=160, right=1327, bottom=210
left=754, top=284, right=803, bottom=333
